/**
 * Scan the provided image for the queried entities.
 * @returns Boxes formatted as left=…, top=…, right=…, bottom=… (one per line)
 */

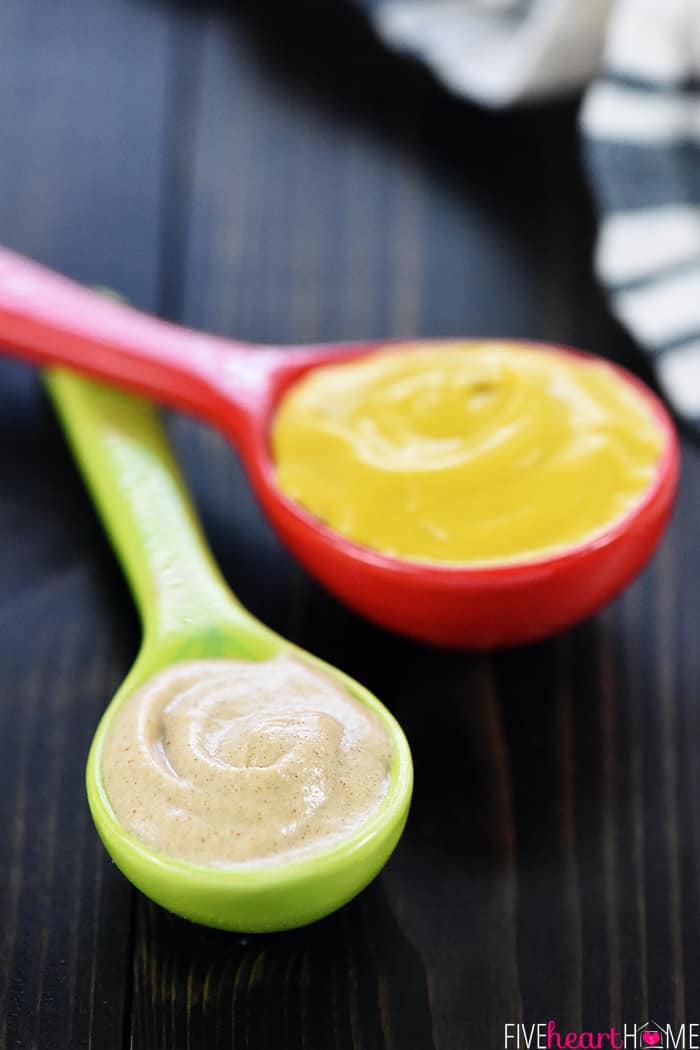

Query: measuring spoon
left=46, top=368, right=412, bottom=932
left=2, top=248, right=679, bottom=646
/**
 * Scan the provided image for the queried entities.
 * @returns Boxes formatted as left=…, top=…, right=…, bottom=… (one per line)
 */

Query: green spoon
left=46, top=369, right=413, bottom=933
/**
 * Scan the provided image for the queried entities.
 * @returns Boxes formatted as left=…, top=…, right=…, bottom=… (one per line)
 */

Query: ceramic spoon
left=46, top=368, right=412, bottom=932
left=1, top=248, right=680, bottom=646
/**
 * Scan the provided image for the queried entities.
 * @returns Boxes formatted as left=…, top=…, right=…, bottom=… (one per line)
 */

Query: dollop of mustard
left=103, top=655, right=391, bottom=867
left=272, top=343, right=664, bottom=564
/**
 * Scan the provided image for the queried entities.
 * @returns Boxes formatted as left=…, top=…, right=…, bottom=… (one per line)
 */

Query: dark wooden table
left=2, top=2, right=699, bottom=1047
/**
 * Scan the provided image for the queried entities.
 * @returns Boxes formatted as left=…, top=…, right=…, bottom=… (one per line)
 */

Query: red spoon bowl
left=0, top=248, right=680, bottom=648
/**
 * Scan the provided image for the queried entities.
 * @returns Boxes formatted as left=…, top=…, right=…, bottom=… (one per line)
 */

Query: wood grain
left=1, top=1, right=699, bottom=1048
left=0, top=2, right=170, bottom=1046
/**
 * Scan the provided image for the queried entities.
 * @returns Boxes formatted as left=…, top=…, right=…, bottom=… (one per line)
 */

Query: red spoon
left=0, top=247, right=679, bottom=648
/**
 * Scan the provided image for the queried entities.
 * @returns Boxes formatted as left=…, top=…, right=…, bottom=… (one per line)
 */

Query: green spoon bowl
left=47, top=370, right=412, bottom=933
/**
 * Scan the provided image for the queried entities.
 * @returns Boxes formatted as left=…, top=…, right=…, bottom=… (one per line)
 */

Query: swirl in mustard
left=272, top=343, right=663, bottom=563
left=103, top=654, right=391, bottom=866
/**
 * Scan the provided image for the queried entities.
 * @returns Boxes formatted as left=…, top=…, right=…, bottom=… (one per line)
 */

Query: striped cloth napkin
left=355, top=0, right=700, bottom=430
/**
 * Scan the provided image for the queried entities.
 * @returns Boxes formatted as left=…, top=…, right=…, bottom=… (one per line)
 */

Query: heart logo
left=642, top=1034, right=661, bottom=1047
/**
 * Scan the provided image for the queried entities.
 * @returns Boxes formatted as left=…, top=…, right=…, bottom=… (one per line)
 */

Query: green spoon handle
left=45, top=368, right=269, bottom=655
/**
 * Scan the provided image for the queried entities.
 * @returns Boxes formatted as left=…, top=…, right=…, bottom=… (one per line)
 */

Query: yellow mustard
left=272, top=343, right=664, bottom=564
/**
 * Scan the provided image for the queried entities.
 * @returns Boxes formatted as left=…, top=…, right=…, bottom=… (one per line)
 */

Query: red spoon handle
left=0, top=246, right=259, bottom=423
